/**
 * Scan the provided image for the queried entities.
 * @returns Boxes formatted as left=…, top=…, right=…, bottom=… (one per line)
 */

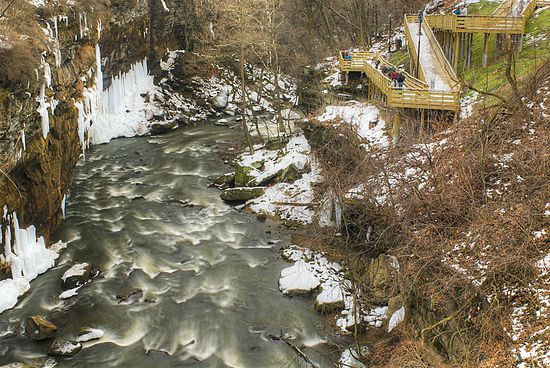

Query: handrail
left=425, top=14, right=525, bottom=33
left=403, top=15, right=426, bottom=82
left=426, top=0, right=548, bottom=35
left=337, top=51, right=460, bottom=111
left=494, top=0, right=515, bottom=16
left=522, top=0, right=537, bottom=17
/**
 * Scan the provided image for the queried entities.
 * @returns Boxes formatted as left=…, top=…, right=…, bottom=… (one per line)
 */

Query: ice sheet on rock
left=0, top=209, right=66, bottom=314
left=316, top=281, right=345, bottom=306
left=61, top=263, right=89, bottom=282
left=248, top=163, right=321, bottom=224
left=388, top=306, right=405, bottom=332
left=279, top=260, right=320, bottom=294
left=59, top=286, right=82, bottom=300
left=77, top=328, right=105, bottom=342
left=317, top=102, right=389, bottom=148
left=0, top=278, right=30, bottom=313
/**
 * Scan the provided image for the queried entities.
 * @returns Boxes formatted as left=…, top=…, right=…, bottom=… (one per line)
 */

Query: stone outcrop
left=220, top=187, right=265, bottom=202
left=26, top=316, right=57, bottom=341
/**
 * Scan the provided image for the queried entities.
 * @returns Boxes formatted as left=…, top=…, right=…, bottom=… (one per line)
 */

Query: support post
left=482, top=33, right=489, bottom=68
left=392, top=113, right=400, bottom=145
left=453, top=33, right=460, bottom=72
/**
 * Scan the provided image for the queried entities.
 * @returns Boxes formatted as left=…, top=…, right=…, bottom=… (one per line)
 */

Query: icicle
left=54, top=16, right=58, bottom=39
left=21, top=129, right=26, bottom=151
left=37, top=83, right=50, bottom=139
left=79, top=13, right=83, bottom=39
left=61, top=195, right=66, bottom=219
left=97, top=19, right=102, bottom=40
left=42, top=55, right=52, bottom=88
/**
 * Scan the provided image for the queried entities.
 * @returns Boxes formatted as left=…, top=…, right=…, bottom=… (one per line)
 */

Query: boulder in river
left=61, top=263, right=100, bottom=290
left=234, top=162, right=262, bottom=187
left=0, top=358, right=57, bottom=368
left=220, top=187, right=265, bottom=202
left=77, top=327, right=104, bottom=342
left=212, top=173, right=235, bottom=187
left=26, top=316, right=57, bottom=341
left=149, top=120, right=177, bottom=136
left=48, top=338, right=82, bottom=357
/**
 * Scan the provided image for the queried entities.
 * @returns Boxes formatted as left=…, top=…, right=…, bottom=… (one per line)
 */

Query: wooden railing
left=403, top=17, right=426, bottom=82
left=426, top=14, right=525, bottom=33
left=426, top=0, right=548, bottom=34
left=494, top=0, right=516, bottom=16
left=338, top=52, right=460, bottom=111
left=412, top=15, right=460, bottom=91
left=522, top=0, right=538, bottom=17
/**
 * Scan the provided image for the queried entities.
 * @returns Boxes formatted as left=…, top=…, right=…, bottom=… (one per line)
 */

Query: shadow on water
left=0, top=124, right=342, bottom=367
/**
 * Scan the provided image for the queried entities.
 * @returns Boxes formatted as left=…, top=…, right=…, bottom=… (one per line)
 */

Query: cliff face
left=0, top=0, right=197, bottom=277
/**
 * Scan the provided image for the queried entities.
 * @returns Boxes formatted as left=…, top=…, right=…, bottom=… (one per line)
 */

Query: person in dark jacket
left=396, top=70, right=406, bottom=89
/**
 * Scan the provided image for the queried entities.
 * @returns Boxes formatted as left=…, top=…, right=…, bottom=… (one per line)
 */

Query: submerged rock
left=116, top=288, right=144, bottom=304
left=214, top=118, right=230, bottom=126
left=48, top=339, right=82, bottom=357
left=26, top=316, right=57, bottom=341
left=220, top=187, right=265, bottom=202
left=77, top=327, right=104, bottom=342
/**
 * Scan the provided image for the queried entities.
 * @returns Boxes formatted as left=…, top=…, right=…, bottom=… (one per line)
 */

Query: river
left=0, top=124, right=339, bottom=367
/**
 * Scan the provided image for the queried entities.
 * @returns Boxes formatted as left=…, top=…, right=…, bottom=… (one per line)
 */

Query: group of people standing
left=375, top=60, right=406, bottom=89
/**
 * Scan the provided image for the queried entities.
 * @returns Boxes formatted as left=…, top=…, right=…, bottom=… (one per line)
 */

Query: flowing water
left=0, top=124, right=339, bottom=367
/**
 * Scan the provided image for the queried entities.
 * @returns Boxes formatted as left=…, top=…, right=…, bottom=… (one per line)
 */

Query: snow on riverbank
left=0, top=208, right=66, bottom=313
left=317, top=102, right=389, bottom=148
left=245, top=134, right=323, bottom=223
left=280, top=246, right=389, bottom=333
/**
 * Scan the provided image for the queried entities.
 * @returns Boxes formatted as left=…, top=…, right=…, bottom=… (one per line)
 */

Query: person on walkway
left=396, top=69, right=405, bottom=89
left=452, top=7, right=461, bottom=15
left=516, top=0, right=525, bottom=15
left=391, top=70, right=399, bottom=86
left=374, top=59, right=381, bottom=70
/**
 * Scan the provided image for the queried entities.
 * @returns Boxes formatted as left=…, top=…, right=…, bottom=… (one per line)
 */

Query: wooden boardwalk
left=338, top=0, right=548, bottom=113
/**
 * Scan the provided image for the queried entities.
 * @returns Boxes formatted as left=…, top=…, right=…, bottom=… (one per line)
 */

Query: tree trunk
left=240, top=44, right=254, bottom=154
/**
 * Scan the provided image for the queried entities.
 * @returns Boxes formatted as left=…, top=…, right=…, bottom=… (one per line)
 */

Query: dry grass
left=302, top=60, right=550, bottom=367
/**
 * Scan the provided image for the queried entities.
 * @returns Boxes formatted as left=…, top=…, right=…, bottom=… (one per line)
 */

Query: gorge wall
left=0, top=0, right=198, bottom=279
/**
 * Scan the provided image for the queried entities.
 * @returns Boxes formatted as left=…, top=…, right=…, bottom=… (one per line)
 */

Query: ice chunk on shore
left=279, top=260, right=320, bottom=294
